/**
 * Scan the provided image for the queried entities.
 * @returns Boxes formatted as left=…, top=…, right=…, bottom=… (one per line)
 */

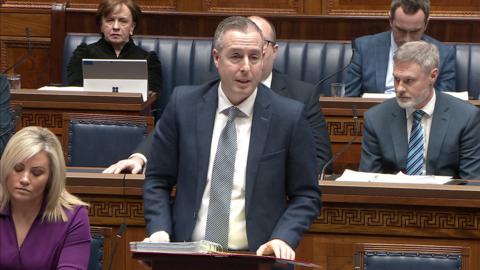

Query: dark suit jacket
left=269, top=70, right=332, bottom=173
left=137, top=70, right=332, bottom=173
left=143, top=80, right=321, bottom=251
left=345, top=31, right=456, bottom=96
left=0, top=75, right=11, bottom=156
left=360, top=91, right=480, bottom=179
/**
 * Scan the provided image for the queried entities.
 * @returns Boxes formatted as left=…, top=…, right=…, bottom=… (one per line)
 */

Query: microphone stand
left=2, top=28, right=32, bottom=74
left=313, top=39, right=356, bottom=98
left=107, top=173, right=128, bottom=270
left=319, top=105, right=360, bottom=181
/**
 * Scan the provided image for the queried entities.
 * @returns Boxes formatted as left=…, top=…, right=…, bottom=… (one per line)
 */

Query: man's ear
left=430, top=67, right=439, bottom=85
left=213, top=48, right=220, bottom=68
left=272, top=44, right=279, bottom=54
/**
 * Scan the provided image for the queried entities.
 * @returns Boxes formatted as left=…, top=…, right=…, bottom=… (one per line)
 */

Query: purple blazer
left=0, top=204, right=91, bottom=269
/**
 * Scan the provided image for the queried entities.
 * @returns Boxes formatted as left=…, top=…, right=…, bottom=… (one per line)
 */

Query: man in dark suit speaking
left=104, top=17, right=332, bottom=175
left=360, top=41, right=480, bottom=179
left=142, top=16, right=321, bottom=259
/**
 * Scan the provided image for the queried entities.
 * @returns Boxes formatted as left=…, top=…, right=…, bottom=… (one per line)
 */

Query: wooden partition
left=10, top=89, right=156, bottom=146
left=66, top=170, right=480, bottom=270
left=11, top=94, right=480, bottom=173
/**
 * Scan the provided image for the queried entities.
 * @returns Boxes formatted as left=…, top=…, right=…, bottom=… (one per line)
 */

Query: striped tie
left=205, top=106, right=241, bottom=249
left=406, top=110, right=425, bottom=175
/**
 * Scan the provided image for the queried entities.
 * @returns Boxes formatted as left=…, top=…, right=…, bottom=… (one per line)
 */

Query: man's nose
left=240, top=56, right=251, bottom=72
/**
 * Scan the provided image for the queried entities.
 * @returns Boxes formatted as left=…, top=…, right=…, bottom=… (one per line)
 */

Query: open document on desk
left=336, top=169, right=453, bottom=184
left=38, top=86, right=84, bottom=91
left=362, top=91, right=469, bottom=100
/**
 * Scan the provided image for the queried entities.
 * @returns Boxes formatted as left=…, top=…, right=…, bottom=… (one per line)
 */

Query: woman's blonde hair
left=0, top=126, right=88, bottom=223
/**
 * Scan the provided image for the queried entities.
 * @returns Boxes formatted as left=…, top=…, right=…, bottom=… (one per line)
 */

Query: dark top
left=67, top=37, right=162, bottom=94
left=144, top=80, right=320, bottom=250
left=360, top=91, right=480, bottom=179
left=0, top=204, right=91, bottom=269
left=270, top=70, right=332, bottom=173
left=135, top=71, right=333, bottom=174
left=0, top=75, right=11, bottom=157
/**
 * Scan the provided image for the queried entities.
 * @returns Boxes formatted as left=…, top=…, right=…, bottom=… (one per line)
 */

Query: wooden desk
left=66, top=170, right=480, bottom=270
left=296, top=180, right=480, bottom=270
left=320, top=97, right=480, bottom=173
left=10, top=89, right=156, bottom=143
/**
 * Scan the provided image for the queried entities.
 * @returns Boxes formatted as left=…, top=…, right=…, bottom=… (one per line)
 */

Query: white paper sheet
left=336, top=169, right=452, bottom=184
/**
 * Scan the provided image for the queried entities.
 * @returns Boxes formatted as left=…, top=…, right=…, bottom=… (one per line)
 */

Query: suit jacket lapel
left=426, top=92, right=450, bottom=174
left=375, top=33, right=391, bottom=91
left=390, top=102, right=408, bottom=171
left=195, top=82, right=218, bottom=210
left=245, top=85, right=272, bottom=213
left=270, top=70, right=288, bottom=97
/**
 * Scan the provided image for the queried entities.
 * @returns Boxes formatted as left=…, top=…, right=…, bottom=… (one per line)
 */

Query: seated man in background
left=0, top=75, right=12, bottom=157
left=67, top=0, right=162, bottom=94
left=345, top=0, right=456, bottom=97
left=142, top=16, right=321, bottom=259
left=104, top=16, right=333, bottom=175
left=360, top=41, right=480, bottom=179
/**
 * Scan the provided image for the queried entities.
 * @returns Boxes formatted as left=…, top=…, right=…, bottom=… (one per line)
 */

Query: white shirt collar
left=261, top=72, right=273, bottom=88
left=217, top=83, right=257, bottom=118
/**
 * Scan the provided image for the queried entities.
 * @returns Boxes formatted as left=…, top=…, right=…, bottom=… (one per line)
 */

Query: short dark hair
left=95, top=0, right=141, bottom=27
left=213, top=16, right=263, bottom=51
left=390, top=0, right=430, bottom=22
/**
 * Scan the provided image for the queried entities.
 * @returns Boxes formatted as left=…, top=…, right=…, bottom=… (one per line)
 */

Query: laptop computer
left=82, top=59, right=148, bottom=101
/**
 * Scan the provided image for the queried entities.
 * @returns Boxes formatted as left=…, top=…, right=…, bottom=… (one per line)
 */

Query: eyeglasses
left=264, top=39, right=277, bottom=47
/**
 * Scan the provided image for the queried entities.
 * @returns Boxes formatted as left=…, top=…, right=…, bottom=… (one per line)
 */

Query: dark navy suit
left=360, top=92, right=480, bottom=179
left=270, top=70, right=332, bottom=173
left=0, top=75, right=11, bottom=156
left=345, top=31, right=456, bottom=96
left=137, top=70, right=332, bottom=174
left=143, top=80, right=321, bottom=251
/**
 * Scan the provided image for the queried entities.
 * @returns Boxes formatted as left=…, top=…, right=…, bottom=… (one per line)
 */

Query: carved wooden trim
left=204, top=0, right=301, bottom=14
left=83, top=197, right=145, bottom=226
left=20, top=112, right=63, bottom=129
left=325, top=0, right=480, bottom=17
left=66, top=1, right=177, bottom=11
left=327, top=120, right=363, bottom=137
left=313, top=206, right=480, bottom=238
left=0, top=1, right=53, bottom=9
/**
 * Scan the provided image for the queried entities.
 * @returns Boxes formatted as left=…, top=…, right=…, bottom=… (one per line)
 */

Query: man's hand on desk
left=102, top=155, right=145, bottom=174
left=256, top=239, right=295, bottom=260
left=142, top=231, right=170, bottom=243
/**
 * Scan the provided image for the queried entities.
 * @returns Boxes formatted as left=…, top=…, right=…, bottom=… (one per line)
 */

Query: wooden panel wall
left=1, top=0, right=479, bottom=88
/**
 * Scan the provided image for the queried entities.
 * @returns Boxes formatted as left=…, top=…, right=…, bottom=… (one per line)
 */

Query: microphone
left=2, top=28, right=32, bottom=74
left=107, top=223, right=127, bottom=270
left=107, top=171, right=128, bottom=270
left=319, top=105, right=360, bottom=181
left=314, top=38, right=356, bottom=97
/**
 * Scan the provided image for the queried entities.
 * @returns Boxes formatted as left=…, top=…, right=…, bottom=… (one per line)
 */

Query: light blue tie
left=406, top=110, right=425, bottom=175
left=205, top=106, right=240, bottom=249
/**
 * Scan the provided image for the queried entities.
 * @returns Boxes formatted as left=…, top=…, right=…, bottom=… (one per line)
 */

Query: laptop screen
left=82, top=59, right=148, bottom=101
